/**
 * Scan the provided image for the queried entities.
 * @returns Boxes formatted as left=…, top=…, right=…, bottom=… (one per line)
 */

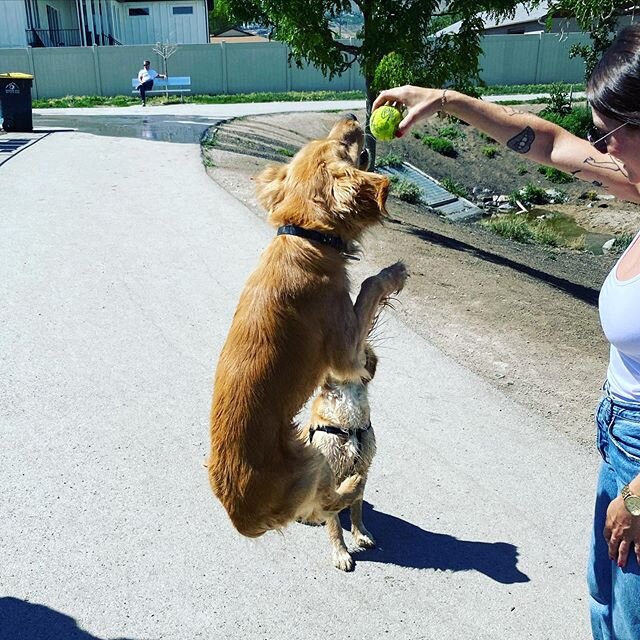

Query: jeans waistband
left=602, top=380, right=640, bottom=411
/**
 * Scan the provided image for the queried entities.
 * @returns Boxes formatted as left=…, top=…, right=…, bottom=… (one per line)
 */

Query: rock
left=496, top=195, right=511, bottom=203
left=596, top=194, right=615, bottom=201
left=498, top=203, right=515, bottom=212
left=602, top=238, right=616, bottom=254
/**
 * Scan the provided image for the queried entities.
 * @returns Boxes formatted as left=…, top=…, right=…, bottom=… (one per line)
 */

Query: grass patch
left=612, top=232, right=635, bottom=253
left=482, top=145, right=498, bottom=158
left=437, top=124, right=465, bottom=139
left=477, top=83, right=585, bottom=96
left=391, top=178, right=422, bottom=204
left=376, top=152, right=403, bottom=168
left=516, top=164, right=529, bottom=175
left=33, top=89, right=366, bottom=109
left=539, top=105, right=592, bottom=138
left=277, top=148, right=295, bottom=157
left=482, top=214, right=562, bottom=248
left=440, top=177, right=468, bottom=197
left=510, top=182, right=566, bottom=206
left=538, top=165, right=574, bottom=184
left=420, top=135, right=456, bottom=157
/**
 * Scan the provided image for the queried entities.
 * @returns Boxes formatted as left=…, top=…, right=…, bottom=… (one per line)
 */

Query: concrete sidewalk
left=0, top=128, right=597, bottom=639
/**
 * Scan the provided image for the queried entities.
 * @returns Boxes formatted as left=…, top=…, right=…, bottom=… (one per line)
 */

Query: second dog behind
left=300, top=345, right=379, bottom=571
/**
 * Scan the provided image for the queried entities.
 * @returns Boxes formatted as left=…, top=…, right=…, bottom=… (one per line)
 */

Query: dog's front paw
left=333, top=547, right=354, bottom=572
left=352, top=527, right=376, bottom=549
left=378, top=261, right=408, bottom=295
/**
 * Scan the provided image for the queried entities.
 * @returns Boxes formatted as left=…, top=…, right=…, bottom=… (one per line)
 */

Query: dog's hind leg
left=350, top=497, right=376, bottom=548
left=326, top=514, right=353, bottom=571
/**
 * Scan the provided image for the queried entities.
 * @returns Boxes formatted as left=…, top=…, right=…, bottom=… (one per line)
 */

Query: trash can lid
left=0, top=73, right=34, bottom=79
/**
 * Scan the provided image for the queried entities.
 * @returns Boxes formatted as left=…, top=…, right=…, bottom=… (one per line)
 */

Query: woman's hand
left=604, top=495, right=640, bottom=567
left=372, top=86, right=446, bottom=138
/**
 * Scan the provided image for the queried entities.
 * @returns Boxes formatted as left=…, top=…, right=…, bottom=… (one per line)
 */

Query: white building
left=0, top=0, right=209, bottom=48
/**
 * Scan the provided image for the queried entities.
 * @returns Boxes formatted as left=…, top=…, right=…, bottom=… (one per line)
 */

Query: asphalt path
left=1, top=103, right=598, bottom=640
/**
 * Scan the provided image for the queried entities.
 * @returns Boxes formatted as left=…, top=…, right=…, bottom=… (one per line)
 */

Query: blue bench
left=131, top=76, right=192, bottom=101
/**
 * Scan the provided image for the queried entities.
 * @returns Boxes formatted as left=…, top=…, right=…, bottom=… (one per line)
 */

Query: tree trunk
left=364, top=79, right=377, bottom=171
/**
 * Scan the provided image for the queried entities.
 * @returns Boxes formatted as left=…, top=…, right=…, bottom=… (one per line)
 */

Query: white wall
left=0, top=1, right=28, bottom=48
left=115, top=0, right=207, bottom=45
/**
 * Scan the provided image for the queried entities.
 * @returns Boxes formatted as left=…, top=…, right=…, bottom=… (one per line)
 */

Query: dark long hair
left=587, top=24, right=640, bottom=126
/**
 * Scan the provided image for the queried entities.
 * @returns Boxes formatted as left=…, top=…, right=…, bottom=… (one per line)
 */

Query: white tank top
left=599, top=231, right=640, bottom=402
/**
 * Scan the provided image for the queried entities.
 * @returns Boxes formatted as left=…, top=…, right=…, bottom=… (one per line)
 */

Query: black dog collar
left=277, top=225, right=357, bottom=258
left=308, top=421, right=372, bottom=445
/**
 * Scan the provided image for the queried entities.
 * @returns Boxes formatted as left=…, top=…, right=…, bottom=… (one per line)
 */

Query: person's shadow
left=341, top=502, right=530, bottom=583
left=0, top=597, right=144, bottom=640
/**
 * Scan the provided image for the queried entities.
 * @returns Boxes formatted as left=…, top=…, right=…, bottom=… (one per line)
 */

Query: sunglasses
left=587, top=121, right=627, bottom=153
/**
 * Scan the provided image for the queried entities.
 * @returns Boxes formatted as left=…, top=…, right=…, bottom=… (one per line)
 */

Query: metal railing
left=25, top=29, right=121, bottom=47
left=26, top=28, right=82, bottom=47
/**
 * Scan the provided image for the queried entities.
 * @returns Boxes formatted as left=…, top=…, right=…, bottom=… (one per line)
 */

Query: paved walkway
left=0, top=108, right=598, bottom=639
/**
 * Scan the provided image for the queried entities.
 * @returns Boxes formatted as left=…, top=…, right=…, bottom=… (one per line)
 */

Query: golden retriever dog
left=208, top=114, right=407, bottom=538
left=301, top=344, right=379, bottom=571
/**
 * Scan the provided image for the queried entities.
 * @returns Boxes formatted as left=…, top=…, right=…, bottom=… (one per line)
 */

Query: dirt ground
left=202, top=109, right=640, bottom=450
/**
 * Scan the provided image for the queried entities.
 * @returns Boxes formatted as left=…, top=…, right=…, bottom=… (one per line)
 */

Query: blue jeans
left=588, top=389, right=640, bottom=640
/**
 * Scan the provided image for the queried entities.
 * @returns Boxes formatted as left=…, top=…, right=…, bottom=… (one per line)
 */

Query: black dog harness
left=308, top=421, right=372, bottom=449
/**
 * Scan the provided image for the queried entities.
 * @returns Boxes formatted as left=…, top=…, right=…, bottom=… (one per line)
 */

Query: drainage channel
left=379, top=162, right=483, bottom=222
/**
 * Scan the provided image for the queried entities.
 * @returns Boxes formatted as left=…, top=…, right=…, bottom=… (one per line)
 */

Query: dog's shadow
left=0, top=597, right=143, bottom=640
left=341, top=502, right=530, bottom=584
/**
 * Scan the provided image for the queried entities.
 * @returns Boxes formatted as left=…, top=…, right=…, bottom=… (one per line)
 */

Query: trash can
left=0, top=73, right=34, bottom=132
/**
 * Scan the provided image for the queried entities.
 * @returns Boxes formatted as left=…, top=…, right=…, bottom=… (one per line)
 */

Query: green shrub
left=421, top=135, right=457, bottom=157
left=541, top=82, right=573, bottom=116
left=392, top=178, right=422, bottom=203
left=277, top=148, right=294, bottom=157
left=513, top=182, right=553, bottom=205
left=482, top=145, right=498, bottom=158
left=516, top=164, right=529, bottom=175
left=612, top=233, right=635, bottom=253
left=538, top=165, right=574, bottom=184
left=540, top=105, right=592, bottom=138
left=376, top=152, right=403, bottom=168
left=440, top=177, right=468, bottom=197
left=438, top=124, right=465, bottom=139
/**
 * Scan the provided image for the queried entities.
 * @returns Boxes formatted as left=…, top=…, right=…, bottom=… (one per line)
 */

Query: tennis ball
left=370, top=105, right=403, bottom=141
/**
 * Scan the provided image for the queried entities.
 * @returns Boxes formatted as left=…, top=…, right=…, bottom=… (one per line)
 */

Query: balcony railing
left=26, top=28, right=82, bottom=47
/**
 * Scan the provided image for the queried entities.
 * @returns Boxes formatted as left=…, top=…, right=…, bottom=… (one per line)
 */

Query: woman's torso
left=599, top=230, right=640, bottom=402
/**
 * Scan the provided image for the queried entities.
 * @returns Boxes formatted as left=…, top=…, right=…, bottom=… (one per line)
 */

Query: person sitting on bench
left=136, top=60, right=166, bottom=106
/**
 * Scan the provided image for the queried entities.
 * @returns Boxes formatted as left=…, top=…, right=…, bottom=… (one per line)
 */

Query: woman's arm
left=373, top=86, right=640, bottom=203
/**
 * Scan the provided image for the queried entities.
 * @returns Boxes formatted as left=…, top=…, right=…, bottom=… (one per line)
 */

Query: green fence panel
left=535, top=32, right=590, bottom=83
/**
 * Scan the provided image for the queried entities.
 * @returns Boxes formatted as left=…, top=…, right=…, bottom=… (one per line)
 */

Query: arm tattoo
left=584, top=156, right=626, bottom=177
left=507, top=126, right=535, bottom=154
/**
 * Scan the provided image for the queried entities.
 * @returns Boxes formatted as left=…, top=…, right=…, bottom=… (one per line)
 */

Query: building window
left=173, top=6, right=193, bottom=14
left=129, top=7, right=150, bottom=16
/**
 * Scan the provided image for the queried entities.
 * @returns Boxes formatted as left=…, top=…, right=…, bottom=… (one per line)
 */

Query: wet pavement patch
left=33, top=113, right=223, bottom=144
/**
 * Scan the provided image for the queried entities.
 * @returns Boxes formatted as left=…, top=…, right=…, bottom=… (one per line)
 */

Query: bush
left=440, top=177, right=468, bottom=197
left=482, top=145, right=498, bottom=158
left=438, top=124, right=465, bottom=139
left=392, top=178, right=422, bottom=203
left=512, top=182, right=556, bottom=206
left=541, top=82, right=573, bottom=116
left=538, top=165, right=574, bottom=184
left=479, top=131, right=496, bottom=143
left=540, top=105, right=592, bottom=138
left=516, top=164, right=529, bottom=175
left=421, top=135, right=457, bottom=157
left=376, top=152, right=403, bottom=168
left=612, top=233, right=635, bottom=253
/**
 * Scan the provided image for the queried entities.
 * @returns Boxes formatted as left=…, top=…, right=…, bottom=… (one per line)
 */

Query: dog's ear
left=255, top=163, right=288, bottom=213
left=332, top=168, right=389, bottom=226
